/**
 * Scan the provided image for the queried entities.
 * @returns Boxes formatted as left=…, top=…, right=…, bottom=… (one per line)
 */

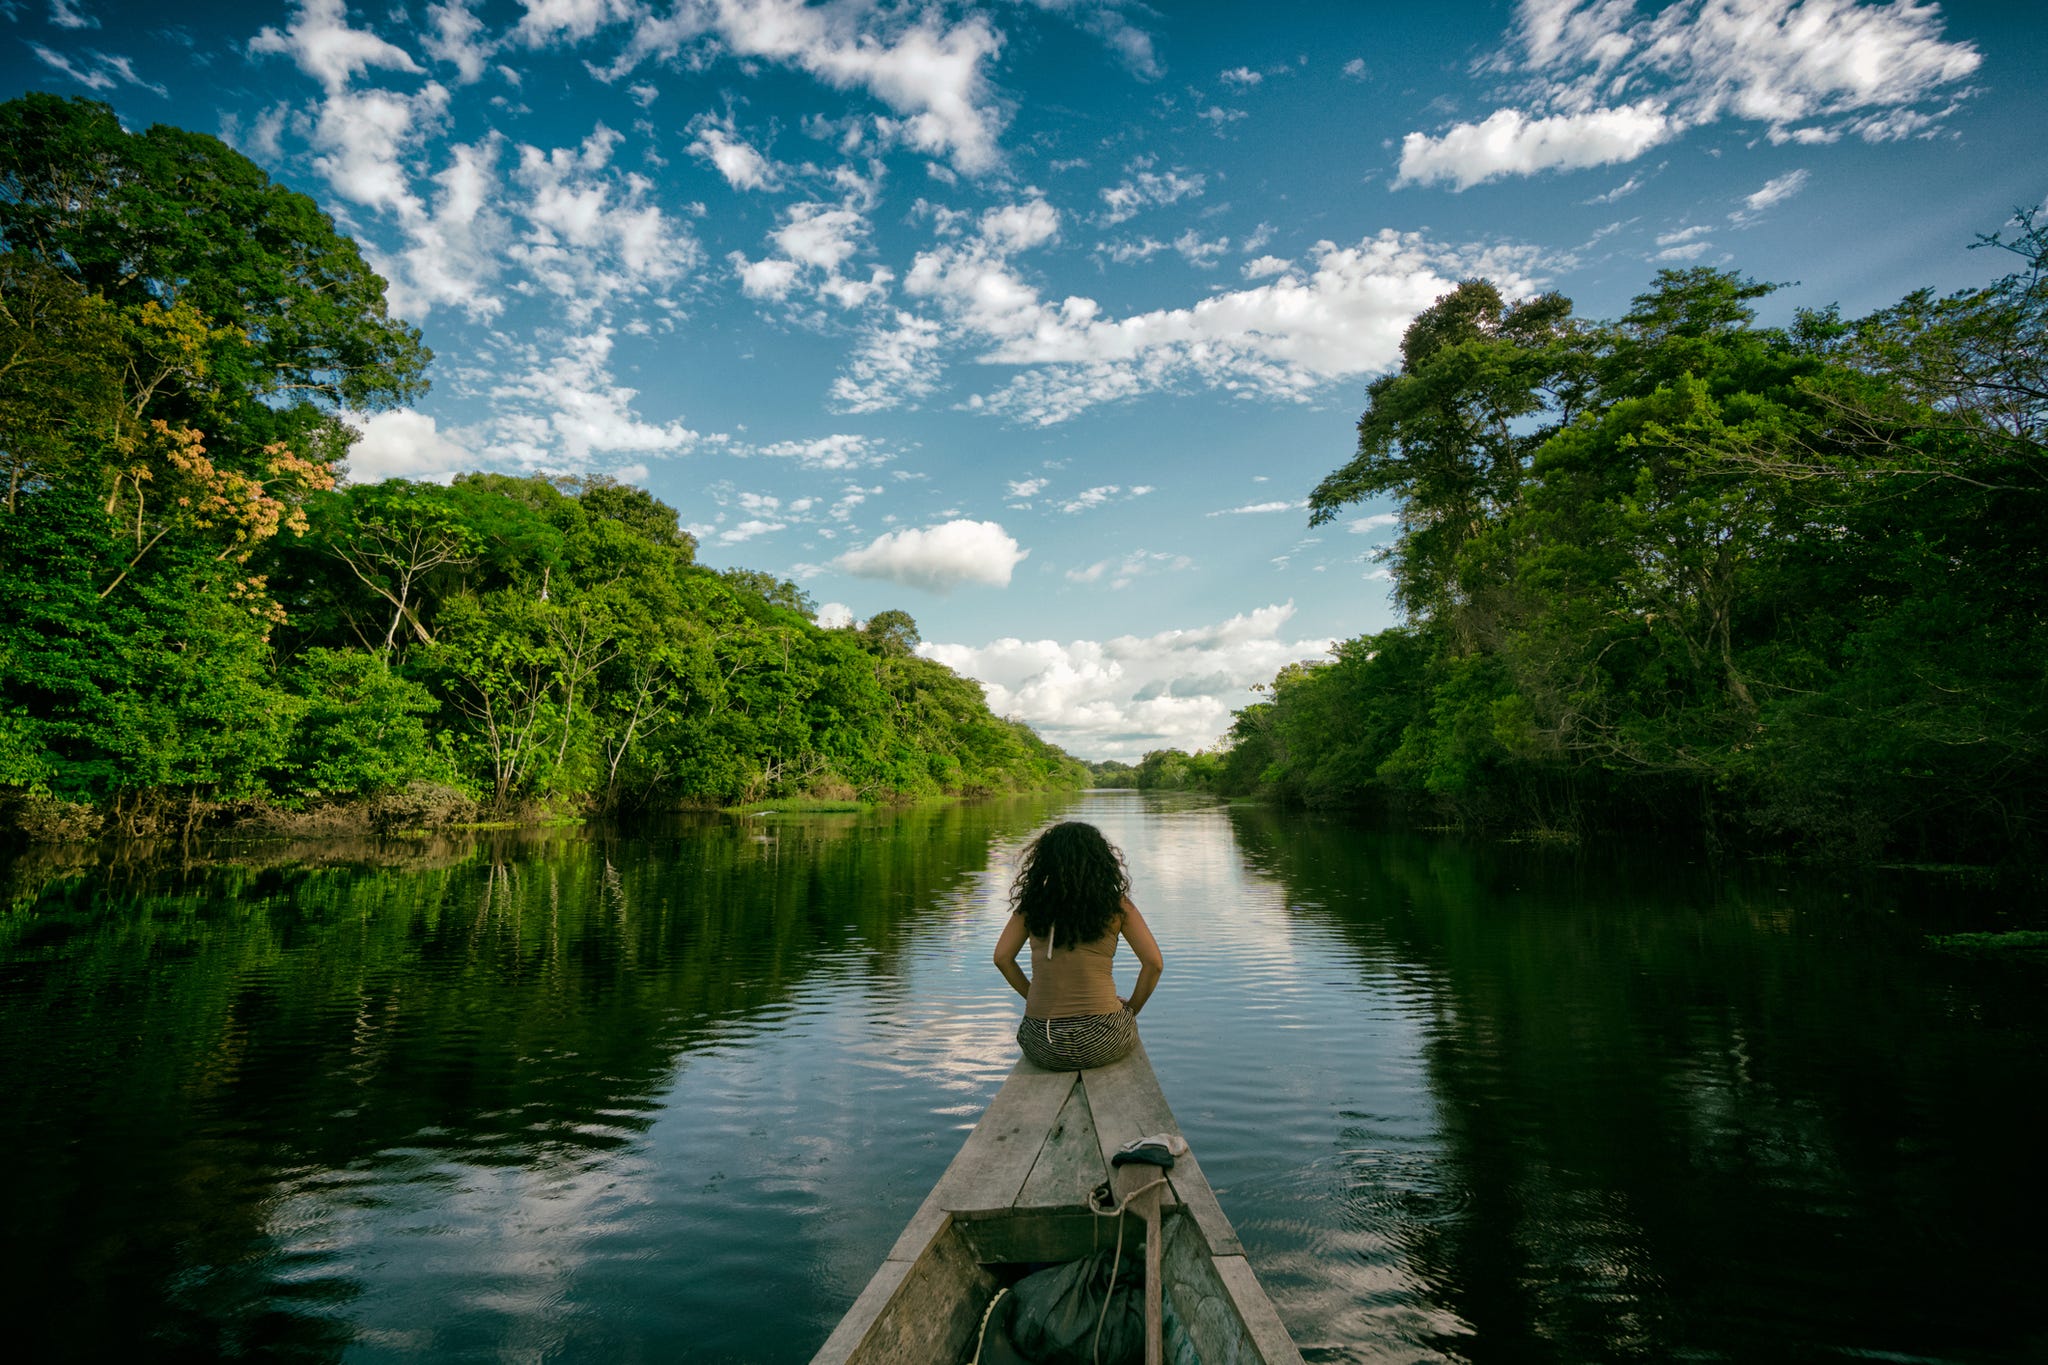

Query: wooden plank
left=811, top=1221, right=998, bottom=1365
left=952, top=1208, right=1141, bottom=1264
left=1081, top=1046, right=1254, bottom=1256
left=1210, top=1255, right=1306, bottom=1365
left=1160, top=1215, right=1252, bottom=1365
left=1017, top=1072, right=1110, bottom=1208
left=809, top=1259, right=911, bottom=1365
left=1142, top=1185, right=1163, bottom=1365
left=928, top=1060, right=1077, bottom=1214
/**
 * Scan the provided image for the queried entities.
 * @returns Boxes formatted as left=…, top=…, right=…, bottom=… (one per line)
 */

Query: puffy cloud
left=1405, top=0, right=1982, bottom=186
left=921, top=602, right=1334, bottom=759
left=833, top=519, right=1028, bottom=593
left=751, top=434, right=891, bottom=469
left=1098, top=158, right=1207, bottom=224
left=687, top=113, right=780, bottom=191
left=1397, top=101, right=1674, bottom=190
left=342, top=408, right=479, bottom=483
left=251, top=0, right=424, bottom=93
left=1173, top=229, right=1231, bottom=268
left=1006, top=477, right=1048, bottom=499
left=308, top=82, right=452, bottom=214
left=507, top=124, right=700, bottom=318
left=382, top=134, right=508, bottom=321
left=1218, top=66, right=1262, bottom=88
left=814, top=601, right=856, bottom=629
left=918, top=230, right=1551, bottom=425
left=488, top=328, right=701, bottom=469
left=513, top=0, right=637, bottom=49
left=732, top=200, right=894, bottom=311
left=831, top=310, right=947, bottom=413
left=423, top=2, right=492, bottom=83
left=734, top=2, right=1006, bottom=172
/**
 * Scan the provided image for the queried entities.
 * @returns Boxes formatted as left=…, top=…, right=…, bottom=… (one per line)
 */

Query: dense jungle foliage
left=1208, top=222, right=2048, bottom=861
left=0, top=95, right=1085, bottom=836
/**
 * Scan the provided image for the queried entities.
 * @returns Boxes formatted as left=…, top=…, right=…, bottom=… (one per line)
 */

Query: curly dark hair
left=1010, top=821, right=1128, bottom=946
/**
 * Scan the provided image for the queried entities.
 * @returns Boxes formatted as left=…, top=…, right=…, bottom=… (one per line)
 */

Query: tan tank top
left=1024, top=920, right=1122, bottom=1019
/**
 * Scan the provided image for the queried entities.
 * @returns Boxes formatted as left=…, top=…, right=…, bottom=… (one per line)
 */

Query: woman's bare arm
left=1118, top=897, right=1163, bottom=1016
left=993, top=911, right=1032, bottom=1002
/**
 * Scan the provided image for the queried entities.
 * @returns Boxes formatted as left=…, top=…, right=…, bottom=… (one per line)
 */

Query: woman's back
left=1024, top=923, right=1121, bottom=1019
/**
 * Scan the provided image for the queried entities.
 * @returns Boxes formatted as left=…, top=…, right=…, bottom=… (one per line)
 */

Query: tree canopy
left=1233, top=222, right=2048, bottom=862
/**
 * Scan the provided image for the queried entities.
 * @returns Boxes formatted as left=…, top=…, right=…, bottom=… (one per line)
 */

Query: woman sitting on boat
left=993, top=821, right=1163, bottom=1071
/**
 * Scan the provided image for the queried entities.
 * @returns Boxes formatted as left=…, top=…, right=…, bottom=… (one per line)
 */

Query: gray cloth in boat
left=1016, top=1006, right=1137, bottom=1071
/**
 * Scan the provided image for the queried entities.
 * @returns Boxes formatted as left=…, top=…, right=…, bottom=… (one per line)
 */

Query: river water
left=2, top=793, right=2043, bottom=1363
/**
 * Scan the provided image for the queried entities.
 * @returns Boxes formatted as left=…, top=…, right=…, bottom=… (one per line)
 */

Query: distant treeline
left=1141, top=228, right=2048, bottom=862
left=0, top=94, right=1084, bottom=838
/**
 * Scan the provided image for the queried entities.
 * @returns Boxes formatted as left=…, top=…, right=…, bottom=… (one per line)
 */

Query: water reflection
left=1225, top=806, right=2048, bottom=1364
left=0, top=801, right=1073, bottom=1361
left=2, top=798, right=2043, bottom=1364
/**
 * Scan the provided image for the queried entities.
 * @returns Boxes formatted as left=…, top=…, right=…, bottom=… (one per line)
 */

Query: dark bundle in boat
left=811, top=1044, right=1302, bottom=1364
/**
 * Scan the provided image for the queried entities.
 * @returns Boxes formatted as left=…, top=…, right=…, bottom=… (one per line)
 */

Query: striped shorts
left=1017, top=1008, right=1138, bottom=1071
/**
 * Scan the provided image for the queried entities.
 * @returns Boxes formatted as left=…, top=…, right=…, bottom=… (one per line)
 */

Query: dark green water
left=2, top=794, right=2043, bottom=1362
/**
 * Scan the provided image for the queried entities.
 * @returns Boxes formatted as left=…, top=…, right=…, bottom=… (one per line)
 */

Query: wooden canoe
left=810, top=1042, right=1303, bottom=1364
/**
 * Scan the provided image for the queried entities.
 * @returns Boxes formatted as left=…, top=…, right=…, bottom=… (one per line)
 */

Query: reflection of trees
left=0, top=799, right=1059, bottom=1361
left=1227, top=806, right=2048, bottom=1364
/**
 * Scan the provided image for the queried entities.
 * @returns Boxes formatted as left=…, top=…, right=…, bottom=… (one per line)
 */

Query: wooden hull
left=811, top=1043, right=1302, bottom=1364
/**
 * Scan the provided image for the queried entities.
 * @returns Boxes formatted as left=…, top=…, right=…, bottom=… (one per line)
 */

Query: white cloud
left=1744, top=168, right=1810, bottom=210
left=1347, top=511, right=1399, bottom=534
left=687, top=113, right=780, bottom=191
left=341, top=408, right=479, bottom=484
left=50, top=1, right=98, bottom=29
left=921, top=602, right=1335, bottom=759
left=587, top=0, right=1007, bottom=173
left=1219, top=66, right=1262, bottom=88
left=1061, top=485, right=1120, bottom=513
left=923, top=229, right=1551, bottom=425
left=1006, top=477, right=1047, bottom=500
left=814, top=601, right=855, bottom=629
left=507, top=124, right=700, bottom=318
left=1241, top=255, right=1293, bottom=279
left=1407, top=0, right=1982, bottom=186
left=752, top=434, right=890, bottom=469
left=733, top=199, right=893, bottom=311
left=487, top=328, right=700, bottom=469
left=251, top=0, right=424, bottom=93
left=1397, top=101, right=1675, bottom=190
left=1584, top=173, right=1644, bottom=204
left=1208, top=500, right=1306, bottom=516
left=513, top=0, right=636, bottom=49
left=720, top=518, right=787, bottom=544
left=1174, top=229, right=1231, bottom=267
left=1102, top=237, right=1169, bottom=264
left=1341, top=57, right=1368, bottom=81
left=1098, top=159, right=1207, bottom=224
left=423, top=2, right=491, bottom=83
left=27, top=42, right=167, bottom=96
left=834, top=519, right=1027, bottom=593
left=1655, top=241, right=1712, bottom=262
left=832, top=311, right=946, bottom=412
left=383, top=134, right=508, bottom=321
left=1656, top=224, right=1711, bottom=246
left=1064, top=550, right=1194, bottom=589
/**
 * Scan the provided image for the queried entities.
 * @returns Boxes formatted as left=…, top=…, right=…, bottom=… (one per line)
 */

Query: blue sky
left=8, top=0, right=2044, bottom=758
